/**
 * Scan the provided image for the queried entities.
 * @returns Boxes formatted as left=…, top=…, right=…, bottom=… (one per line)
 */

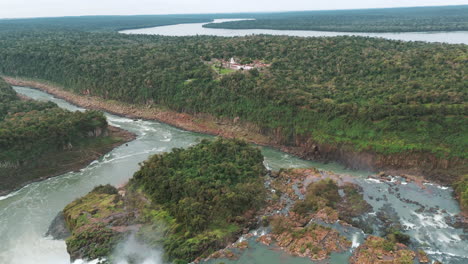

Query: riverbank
left=4, top=77, right=465, bottom=189
left=3, top=77, right=275, bottom=145
left=3, top=84, right=466, bottom=264
left=56, top=165, right=434, bottom=263
left=0, top=125, right=135, bottom=197
left=61, top=139, right=267, bottom=263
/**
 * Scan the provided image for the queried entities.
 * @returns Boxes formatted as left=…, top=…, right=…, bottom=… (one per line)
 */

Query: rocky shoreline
left=53, top=167, right=437, bottom=263
left=5, top=77, right=465, bottom=185
left=202, top=168, right=439, bottom=263
left=5, top=77, right=466, bottom=218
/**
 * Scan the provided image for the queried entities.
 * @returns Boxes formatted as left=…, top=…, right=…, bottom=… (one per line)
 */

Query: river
left=120, top=19, right=468, bottom=45
left=0, top=87, right=466, bottom=264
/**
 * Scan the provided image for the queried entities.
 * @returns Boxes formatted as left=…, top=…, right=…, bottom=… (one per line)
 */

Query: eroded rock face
left=67, top=223, right=123, bottom=261
left=261, top=215, right=351, bottom=261
left=45, top=211, right=71, bottom=240
left=255, top=169, right=373, bottom=261
left=198, top=168, right=365, bottom=263
left=60, top=167, right=434, bottom=264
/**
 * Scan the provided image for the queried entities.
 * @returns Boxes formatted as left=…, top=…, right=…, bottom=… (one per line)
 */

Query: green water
left=0, top=86, right=465, bottom=264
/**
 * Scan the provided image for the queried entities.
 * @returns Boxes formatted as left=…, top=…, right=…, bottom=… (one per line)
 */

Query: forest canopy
left=0, top=16, right=212, bottom=33
left=130, top=138, right=266, bottom=261
left=1, top=6, right=467, bottom=34
left=0, top=77, right=110, bottom=192
left=0, top=32, right=466, bottom=159
left=0, top=78, right=108, bottom=162
left=204, top=5, right=468, bottom=32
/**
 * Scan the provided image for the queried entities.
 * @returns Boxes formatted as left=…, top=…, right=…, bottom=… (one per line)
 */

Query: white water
left=113, top=234, right=164, bottom=264
left=122, top=19, right=468, bottom=263
left=351, top=233, right=360, bottom=248
left=0, top=87, right=466, bottom=264
left=120, top=19, right=468, bottom=45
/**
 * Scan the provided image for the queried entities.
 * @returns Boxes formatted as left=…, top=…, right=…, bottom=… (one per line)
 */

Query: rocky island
left=0, top=8, right=466, bottom=264
left=59, top=139, right=266, bottom=263
left=53, top=139, right=434, bottom=263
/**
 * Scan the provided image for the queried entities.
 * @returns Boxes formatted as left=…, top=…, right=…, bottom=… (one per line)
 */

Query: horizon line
left=1, top=4, right=467, bottom=20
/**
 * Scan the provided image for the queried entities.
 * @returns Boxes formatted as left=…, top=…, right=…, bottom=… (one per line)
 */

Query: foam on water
left=73, top=259, right=101, bottom=264
left=100, top=147, right=166, bottom=164
left=1, top=86, right=466, bottom=264
left=424, top=182, right=450, bottom=190
left=400, top=219, right=417, bottom=229
left=364, top=178, right=381, bottom=184
left=0, top=230, right=69, bottom=264
left=160, top=136, right=172, bottom=142
left=351, top=233, right=360, bottom=248
left=411, top=211, right=450, bottom=229
left=0, top=190, right=20, bottom=201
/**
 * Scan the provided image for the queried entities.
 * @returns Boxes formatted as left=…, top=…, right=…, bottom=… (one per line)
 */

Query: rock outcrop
left=350, top=236, right=416, bottom=264
left=46, top=211, right=71, bottom=240
left=62, top=184, right=140, bottom=261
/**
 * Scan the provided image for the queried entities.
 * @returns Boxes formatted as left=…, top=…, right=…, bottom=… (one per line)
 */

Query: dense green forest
left=0, top=32, right=466, bottom=161
left=204, top=5, right=468, bottom=32
left=0, top=77, right=116, bottom=192
left=2, top=5, right=466, bottom=34
left=0, top=16, right=212, bottom=33
left=130, top=138, right=266, bottom=261
left=0, top=14, right=258, bottom=33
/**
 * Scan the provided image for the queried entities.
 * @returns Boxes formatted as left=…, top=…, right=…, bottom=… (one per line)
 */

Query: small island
left=0, top=77, right=134, bottom=195
left=61, top=138, right=267, bottom=263
left=0, top=4, right=466, bottom=264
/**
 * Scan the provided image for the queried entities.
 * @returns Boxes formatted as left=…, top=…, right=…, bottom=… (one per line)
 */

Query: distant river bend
left=0, top=87, right=466, bottom=264
left=120, top=19, right=468, bottom=44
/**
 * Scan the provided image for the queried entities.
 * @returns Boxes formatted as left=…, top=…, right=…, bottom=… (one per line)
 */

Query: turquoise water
left=203, top=237, right=352, bottom=264
left=0, top=86, right=465, bottom=264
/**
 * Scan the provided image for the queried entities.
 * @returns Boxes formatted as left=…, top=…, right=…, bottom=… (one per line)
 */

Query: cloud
left=0, top=0, right=466, bottom=18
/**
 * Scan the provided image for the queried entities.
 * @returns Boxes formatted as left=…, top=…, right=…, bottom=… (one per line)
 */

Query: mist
left=112, top=234, right=164, bottom=264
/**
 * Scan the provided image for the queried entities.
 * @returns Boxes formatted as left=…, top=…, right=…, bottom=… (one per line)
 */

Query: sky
left=0, top=0, right=467, bottom=19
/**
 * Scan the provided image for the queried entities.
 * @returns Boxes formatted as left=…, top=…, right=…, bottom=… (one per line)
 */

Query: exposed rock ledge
left=5, top=77, right=465, bottom=188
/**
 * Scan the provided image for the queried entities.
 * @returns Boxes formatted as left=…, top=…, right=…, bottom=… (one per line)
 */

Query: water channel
left=0, top=86, right=465, bottom=264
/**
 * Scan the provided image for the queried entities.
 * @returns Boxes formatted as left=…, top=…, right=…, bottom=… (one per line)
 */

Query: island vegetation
left=0, top=8, right=466, bottom=214
left=0, top=31, right=466, bottom=173
left=204, top=5, right=468, bottom=32
left=0, top=7, right=463, bottom=264
left=350, top=236, right=417, bottom=264
left=63, top=138, right=267, bottom=263
left=0, top=77, right=132, bottom=194
left=60, top=139, right=442, bottom=263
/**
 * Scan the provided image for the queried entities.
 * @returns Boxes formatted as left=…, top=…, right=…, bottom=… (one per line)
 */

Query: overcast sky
left=1, top=0, right=467, bottom=19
